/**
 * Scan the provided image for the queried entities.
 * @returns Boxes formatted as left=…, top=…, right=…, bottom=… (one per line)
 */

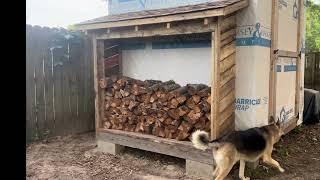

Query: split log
left=102, top=76, right=213, bottom=141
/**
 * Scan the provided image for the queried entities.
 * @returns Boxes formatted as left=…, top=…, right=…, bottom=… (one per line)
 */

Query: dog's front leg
left=262, top=154, right=285, bottom=172
left=239, top=160, right=250, bottom=180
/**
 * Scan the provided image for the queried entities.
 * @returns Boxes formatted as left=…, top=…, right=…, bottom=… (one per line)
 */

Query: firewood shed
left=75, top=0, right=305, bottom=178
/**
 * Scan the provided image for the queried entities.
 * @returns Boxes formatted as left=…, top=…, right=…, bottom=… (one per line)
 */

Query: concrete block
left=186, top=159, right=214, bottom=179
left=97, top=140, right=125, bottom=155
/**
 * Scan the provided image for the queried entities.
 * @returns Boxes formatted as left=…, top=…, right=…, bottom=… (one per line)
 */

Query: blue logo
left=236, top=23, right=271, bottom=47
left=279, top=0, right=288, bottom=9
left=278, top=107, right=294, bottom=123
left=235, top=97, right=262, bottom=111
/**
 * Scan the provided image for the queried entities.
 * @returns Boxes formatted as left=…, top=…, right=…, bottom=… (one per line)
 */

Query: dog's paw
left=279, top=167, right=285, bottom=173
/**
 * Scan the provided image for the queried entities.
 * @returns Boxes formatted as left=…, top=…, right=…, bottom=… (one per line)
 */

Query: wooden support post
left=166, top=22, right=171, bottom=29
left=211, top=17, right=222, bottom=140
left=269, top=0, right=279, bottom=123
left=204, top=18, right=209, bottom=25
left=97, top=140, right=125, bottom=155
left=93, top=37, right=106, bottom=132
left=118, top=45, right=123, bottom=76
left=135, top=25, right=139, bottom=31
left=295, top=0, right=303, bottom=117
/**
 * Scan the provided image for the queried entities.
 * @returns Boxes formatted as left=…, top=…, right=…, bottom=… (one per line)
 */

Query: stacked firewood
left=100, top=76, right=211, bottom=141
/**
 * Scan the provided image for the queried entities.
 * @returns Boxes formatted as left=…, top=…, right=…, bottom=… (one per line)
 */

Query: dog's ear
left=269, top=116, right=276, bottom=124
left=276, top=119, right=281, bottom=127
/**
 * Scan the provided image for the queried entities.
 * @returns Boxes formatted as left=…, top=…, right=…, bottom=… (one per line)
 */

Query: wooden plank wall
left=26, top=25, right=95, bottom=143
left=217, top=13, right=236, bottom=138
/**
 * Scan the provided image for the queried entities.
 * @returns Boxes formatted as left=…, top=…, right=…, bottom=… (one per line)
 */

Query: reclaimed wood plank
left=97, top=129, right=214, bottom=165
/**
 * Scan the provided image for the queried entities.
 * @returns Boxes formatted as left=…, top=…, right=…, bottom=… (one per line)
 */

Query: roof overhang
left=75, top=0, right=248, bottom=31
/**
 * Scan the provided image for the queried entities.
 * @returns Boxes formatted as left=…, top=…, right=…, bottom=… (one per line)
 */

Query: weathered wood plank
left=219, top=89, right=235, bottom=113
left=221, top=28, right=236, bottom=41
left=94, top=39, right=106, bottom=131
left=52, top=48, right=65, bottom=135
left=220, top=53, right=235, bottom=73
left=211, top=17, right=222, bottom=140
left=26, top=26, right=36, bottom=141
left=95, top=20, right=217, bottom=40
left=219, top=103, right=235, bottom=125
left=220, top=41, right=236, bottom=60
left=220, top=78, right=235, bottom=100
left=97, top=129, right=214, bottom=165
left=218, top=113, right=235, bottom=137
left=220, top=15, right=236, bottom=33
left=295, top=0, right=303, bottom=116
left=26, top=26, right=94, bottom=142
left=220, top=65, right=236, bottom=88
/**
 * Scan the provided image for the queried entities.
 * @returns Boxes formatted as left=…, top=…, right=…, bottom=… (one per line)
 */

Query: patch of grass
left=292, top=125, right=304, bottom=134
left=245, top=165, right=276, bottom=179
left=274, top=145, right=289, bottom=160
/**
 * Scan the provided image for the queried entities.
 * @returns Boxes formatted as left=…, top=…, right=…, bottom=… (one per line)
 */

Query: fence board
left=26, top=25, right=95, bottom=142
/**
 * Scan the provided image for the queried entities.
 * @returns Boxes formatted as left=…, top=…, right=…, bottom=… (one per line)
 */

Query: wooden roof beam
left=75, top=0, right=248, bottom=31
left=95, top=20, right=217, bottom=40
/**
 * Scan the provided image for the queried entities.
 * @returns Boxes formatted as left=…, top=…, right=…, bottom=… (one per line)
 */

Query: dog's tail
left=191, top=130, right=212, bottom=151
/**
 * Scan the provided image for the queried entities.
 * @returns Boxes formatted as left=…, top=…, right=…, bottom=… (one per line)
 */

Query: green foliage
left=67, top=24, right=76, bottom=31
left=306, top=0, right=320, bottom=52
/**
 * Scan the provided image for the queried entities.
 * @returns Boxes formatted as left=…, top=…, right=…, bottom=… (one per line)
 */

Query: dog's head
left=269, top=116, right=284, bottom=142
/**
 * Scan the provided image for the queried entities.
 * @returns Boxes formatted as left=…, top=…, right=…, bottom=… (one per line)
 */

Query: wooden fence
left=26, top=25, right=95, bottom=142
left=305, top=52, right=320, bottom=91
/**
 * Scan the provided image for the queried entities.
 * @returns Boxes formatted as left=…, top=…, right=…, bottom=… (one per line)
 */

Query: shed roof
left=76, top=0, right=248, bottom=30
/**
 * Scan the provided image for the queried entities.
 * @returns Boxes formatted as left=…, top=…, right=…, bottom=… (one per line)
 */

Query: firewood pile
left=100, top=76, right=211, bottom=141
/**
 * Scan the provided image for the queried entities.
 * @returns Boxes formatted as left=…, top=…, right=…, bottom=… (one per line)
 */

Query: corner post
left=211, top=17, right=222, bottom=140
left=269, top=0, right=279, bottom=122
left=93, top=37, right=105, bottom=133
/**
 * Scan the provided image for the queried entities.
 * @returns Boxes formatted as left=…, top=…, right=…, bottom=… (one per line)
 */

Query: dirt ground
left=26, top=123, right=320, bottom=180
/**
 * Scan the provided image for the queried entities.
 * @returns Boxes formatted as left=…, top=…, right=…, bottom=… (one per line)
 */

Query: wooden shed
left=75, top=0, right=305, bottom=178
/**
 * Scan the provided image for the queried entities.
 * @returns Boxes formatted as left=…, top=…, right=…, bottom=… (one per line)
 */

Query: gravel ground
left=26, top=123, right=320, bottom=180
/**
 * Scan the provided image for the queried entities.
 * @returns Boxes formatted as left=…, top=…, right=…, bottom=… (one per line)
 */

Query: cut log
left=187, top=110, right=203, bottom=125
left=200, top=101, right=211, bottom=113
left=99, top=77, right=113, bottom=89
left=197, top=87, right=211, bottom=97
left=168, top=86, right=188, bottom=99
left=168, top=98, right=179, bottom=109
left=150, top=93, right=158, bottom=103
left=176, top=105, right=190, bottom=117
left=144, top=79, right=162, bottom=87
left=103, top=76, right=213, bottom=141
left=168, top=109, right=180, bottom=120
left=192, top=95, right=201, bottom=104
left=120, top=89, right=130, bottom=97
left=176, top=95, right=187, bottom=104
left=104, top=121, right=112, bottom=129
left=128, top=101, right=138, bottom=111
left=105, top=88, right=114, bottom=97
left=194, top=117, right=206, bottom=130
left=187, top=84, right=208, bottom=95
left=186, top=98, right=196, bottom=109
left=114, top=91, right=122, bottom=99
left=132, top=86, right=147, bottom=96
left=111, top=99, right=121, bottom=107
left=159, top=83, right=181, bottom=93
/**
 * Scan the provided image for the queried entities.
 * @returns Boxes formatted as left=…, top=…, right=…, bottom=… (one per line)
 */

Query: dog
left=191, top=118, right=285, bottom=180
